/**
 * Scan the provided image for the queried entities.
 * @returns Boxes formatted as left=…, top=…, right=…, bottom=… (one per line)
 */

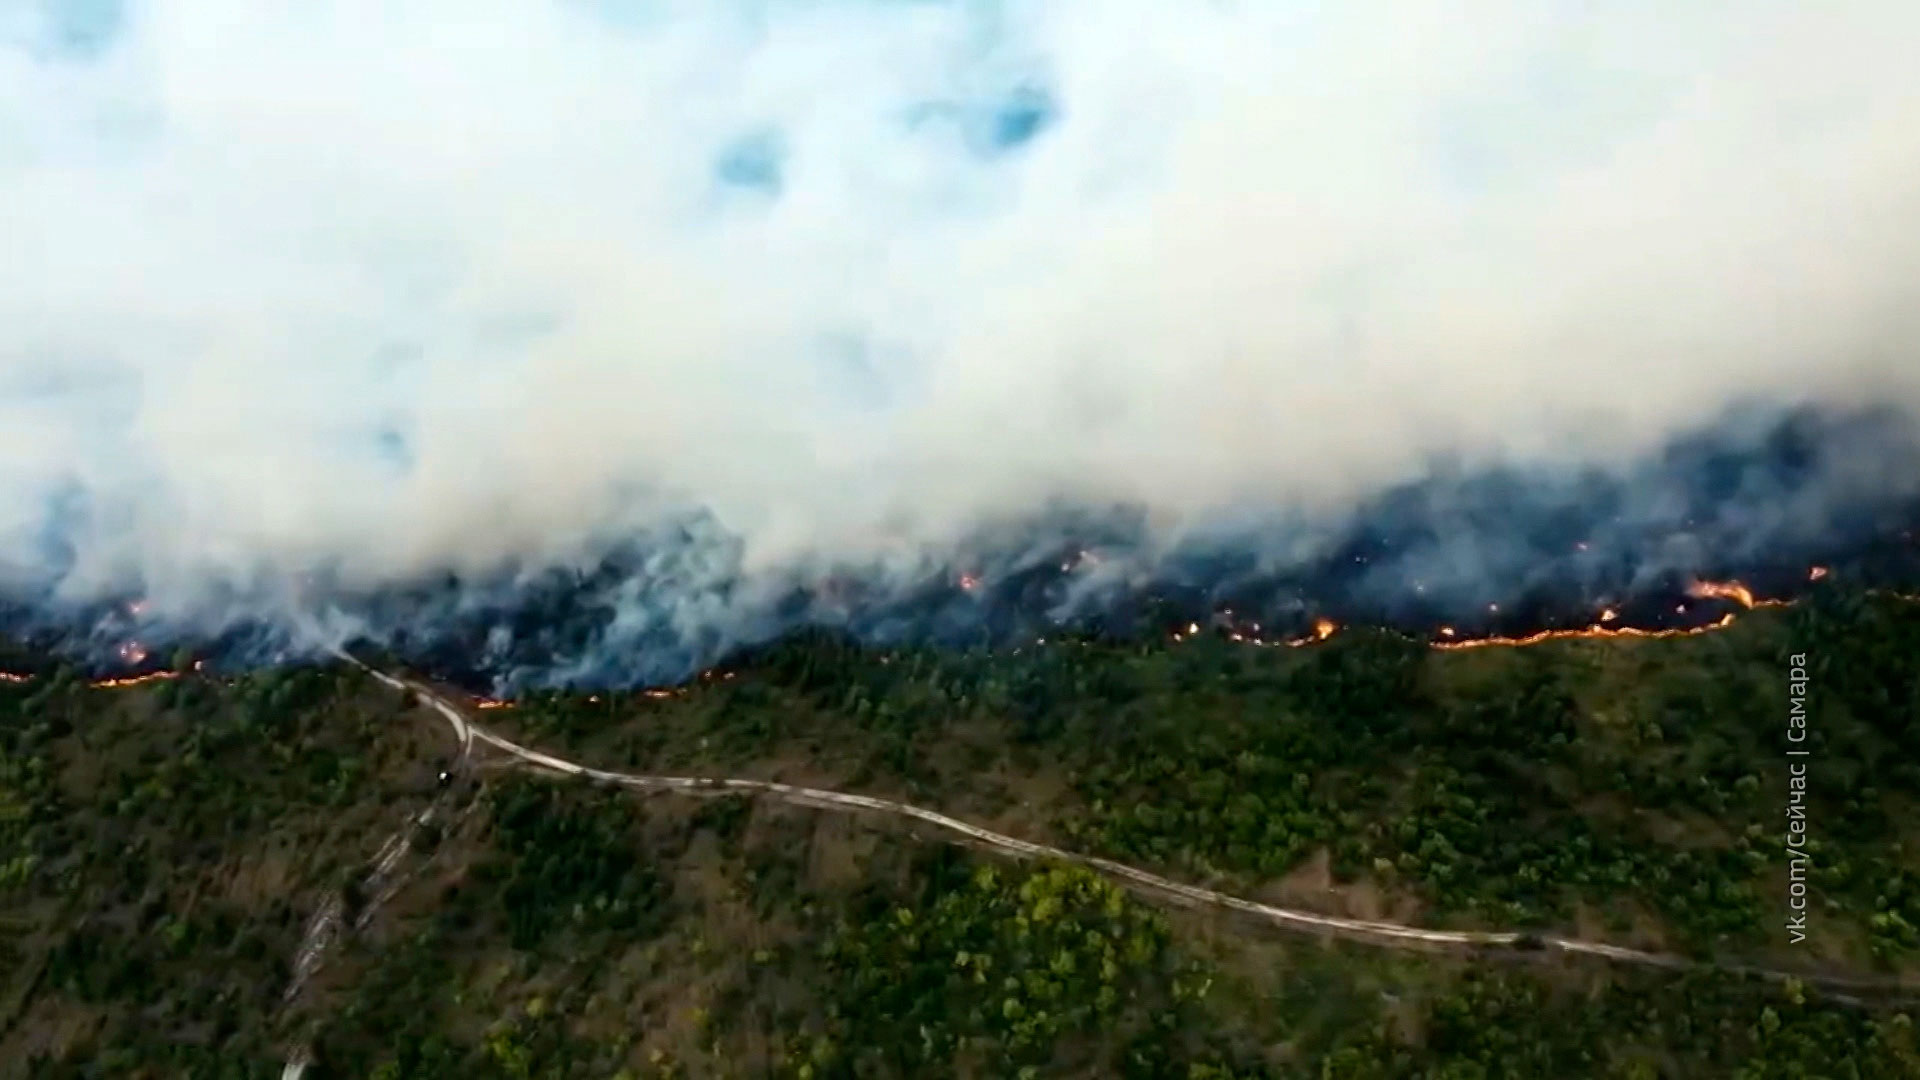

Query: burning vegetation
left=3, top=554, right=1918, bottom=1076
left=0, top=563, right=1905, bottom=699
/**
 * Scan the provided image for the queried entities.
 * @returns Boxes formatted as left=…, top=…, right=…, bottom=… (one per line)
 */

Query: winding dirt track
left=342, top=654, right=1915, bottom=1002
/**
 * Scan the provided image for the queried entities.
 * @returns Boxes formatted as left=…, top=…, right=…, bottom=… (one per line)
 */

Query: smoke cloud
left=4, top=1, right=1920, bottom=684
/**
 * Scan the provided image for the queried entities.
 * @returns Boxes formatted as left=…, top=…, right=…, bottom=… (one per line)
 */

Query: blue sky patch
left=372, top=426, right=415, bottom=472
left=714, top=131, right=786, bottom=196
left=904, top=82, right=1057, bottom=159
left=31, top=0, right=125, bottom=62
left=984, top=86, right=1053, bottom=151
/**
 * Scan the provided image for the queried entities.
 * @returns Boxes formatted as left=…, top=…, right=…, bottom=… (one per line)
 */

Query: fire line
left=0, top=569, right=1909, bottom=693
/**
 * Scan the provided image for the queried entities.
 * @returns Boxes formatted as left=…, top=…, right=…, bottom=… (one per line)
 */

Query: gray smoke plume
left=3, top=1, right=1919, bottom=683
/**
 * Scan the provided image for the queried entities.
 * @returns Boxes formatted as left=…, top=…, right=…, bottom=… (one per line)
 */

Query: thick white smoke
left=4, top=0, right=1919, bottom=633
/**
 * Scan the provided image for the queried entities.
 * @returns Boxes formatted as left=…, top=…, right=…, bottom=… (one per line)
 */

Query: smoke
left=4, top=1, right=1920, bottom=686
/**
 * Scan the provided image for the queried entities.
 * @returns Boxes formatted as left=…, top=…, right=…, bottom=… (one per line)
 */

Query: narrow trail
left=339, top=654, right=1917, bottom=1003
left=276, top=694, right=469, bottom=1078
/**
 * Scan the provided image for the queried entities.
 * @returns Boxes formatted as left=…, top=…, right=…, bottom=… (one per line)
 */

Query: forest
left=0, top=581, right=1916, bottom=1076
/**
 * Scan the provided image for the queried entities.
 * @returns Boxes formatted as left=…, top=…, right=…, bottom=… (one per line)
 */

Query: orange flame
left=1687, top=579, right=1754, bottom=607
left=90, top=671, right=180, bottom=690
left=0, top=568, right=1898, bottom=692
left=1435, top=613, right=1738, bottom=651
left=1283, top=618, right=1338, bottom=647
left=1685, top=579, right=1789, bottom=610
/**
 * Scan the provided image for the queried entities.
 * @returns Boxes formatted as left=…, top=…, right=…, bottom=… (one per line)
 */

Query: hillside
left=2, top=585, right=1918, bottom=1077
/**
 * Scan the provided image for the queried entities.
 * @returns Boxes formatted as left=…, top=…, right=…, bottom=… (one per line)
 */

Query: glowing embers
left=1432, top=576, right=1782, bottom=652
left=90, top=659, right=202, bottom=690
left=1433, top=613, right=1738, bottom=652
left=1212, top=571, right=1826, bottom=654
left=1217, top=615, right=1337, bottom=648
left=473, top=683, right=693, bottom=711
left=90, top=671, right=182, bottom=689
